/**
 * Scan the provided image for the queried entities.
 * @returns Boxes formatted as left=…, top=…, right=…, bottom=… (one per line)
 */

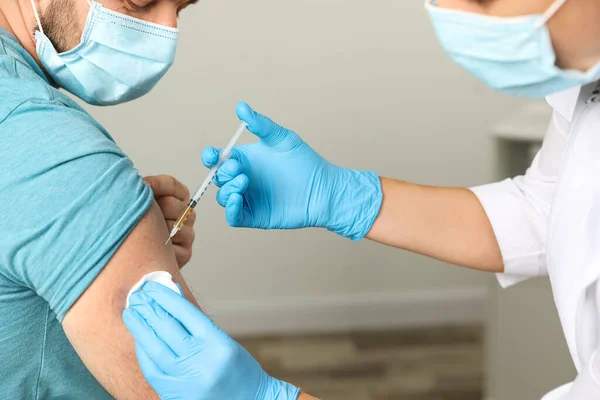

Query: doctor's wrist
left=325, top=169, right=383, bottom=241
left=256, top=373, right=301, bottom=400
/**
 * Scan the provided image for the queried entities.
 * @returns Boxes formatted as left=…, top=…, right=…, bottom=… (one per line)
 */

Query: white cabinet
left=484, top=102, right=576, bottom=400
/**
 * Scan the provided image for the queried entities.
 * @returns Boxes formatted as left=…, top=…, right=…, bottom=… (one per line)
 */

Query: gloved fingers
left=214, top=159, right=243, bottom=187
left=129, top=291, right=195, bottom=358
left=201, top=147, right=221, bottom=169
left=123, top=307, right=176, bottom=363
left=236, top=102, right=300, bottom=149
left=216, top=174, right=249, bottom=207
left=135, top=344, right=169, bottom=380
left=202, top=148, right=244, bottom=188
left=141, top=281, right=219, bottom=339
left=226, top=193, right=252, bottom=228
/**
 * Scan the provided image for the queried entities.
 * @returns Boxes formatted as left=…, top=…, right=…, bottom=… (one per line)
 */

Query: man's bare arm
left=62, top=201, right=199, bottom=398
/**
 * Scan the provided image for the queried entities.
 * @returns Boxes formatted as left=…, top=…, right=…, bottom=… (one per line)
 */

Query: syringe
left=165, top=121, right=248, bottom=245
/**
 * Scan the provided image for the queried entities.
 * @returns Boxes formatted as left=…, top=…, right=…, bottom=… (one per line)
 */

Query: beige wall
left=85, top=0, right=526, bottom=333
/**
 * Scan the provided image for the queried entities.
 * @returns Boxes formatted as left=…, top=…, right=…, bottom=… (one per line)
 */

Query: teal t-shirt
left=0, top=29, right=153, bottom=398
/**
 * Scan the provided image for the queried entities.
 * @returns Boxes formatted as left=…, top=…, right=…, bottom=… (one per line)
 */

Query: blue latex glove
left=123, top=282, right=300, bottom=400
left=202, top=102, right=382, bottom=241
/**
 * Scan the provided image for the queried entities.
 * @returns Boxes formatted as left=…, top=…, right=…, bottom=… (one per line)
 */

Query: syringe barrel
left=190, top=165, right=219, bottom=203
left=189, top=122, right=247, bottom=205
left=221, top=122, right=248, bottom=157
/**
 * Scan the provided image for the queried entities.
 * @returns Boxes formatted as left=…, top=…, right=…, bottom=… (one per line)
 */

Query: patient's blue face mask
left=426, top=0, right=600, bottom=98
left=30, top=0, right=179, bottom=106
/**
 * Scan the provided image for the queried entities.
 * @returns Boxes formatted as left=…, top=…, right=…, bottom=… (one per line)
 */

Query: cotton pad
left=125, top=271, right=181, bottom=308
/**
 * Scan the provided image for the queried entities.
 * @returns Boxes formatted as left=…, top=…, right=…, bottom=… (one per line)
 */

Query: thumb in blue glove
left=123, top=281, right=300, bottom=400
left=202, top=102, right=382, bottom=240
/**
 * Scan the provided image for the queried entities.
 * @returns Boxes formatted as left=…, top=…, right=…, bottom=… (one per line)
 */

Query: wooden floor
left=237, top=326, right=484, bottom=400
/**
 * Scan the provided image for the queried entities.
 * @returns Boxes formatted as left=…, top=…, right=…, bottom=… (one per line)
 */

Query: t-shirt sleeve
left=0, top=100, right=153, bottom=321
left=470, top=109, right=568, bottom=288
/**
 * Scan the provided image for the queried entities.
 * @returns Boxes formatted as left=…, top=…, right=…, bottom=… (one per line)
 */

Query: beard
left=39, top=0, right=83, bottom=53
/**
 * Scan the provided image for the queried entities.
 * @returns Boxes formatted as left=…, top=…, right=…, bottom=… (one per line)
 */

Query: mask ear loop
left=28, top=0, right=44, bottom=35
left=536, top=0, right=568, bottom=27
left=86, top=0, right=100, bottom=17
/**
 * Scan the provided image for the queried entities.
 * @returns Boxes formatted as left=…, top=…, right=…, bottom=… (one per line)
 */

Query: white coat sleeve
left=470, top=110, right=568, bottom=288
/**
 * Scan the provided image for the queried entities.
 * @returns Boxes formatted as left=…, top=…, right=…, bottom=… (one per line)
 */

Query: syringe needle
left=165, top=205, right=194, bottom=246
left=165, top=227, right=178, bottom=245
left=165, top=122, right=248, bottom=247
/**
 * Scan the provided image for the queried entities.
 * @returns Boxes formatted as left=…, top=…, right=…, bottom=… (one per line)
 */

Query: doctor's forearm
left=366, top=178, right=504, bottom=273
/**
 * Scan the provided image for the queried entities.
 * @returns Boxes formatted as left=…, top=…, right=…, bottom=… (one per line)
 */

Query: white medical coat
left=471, top=82, right=600, bottom=399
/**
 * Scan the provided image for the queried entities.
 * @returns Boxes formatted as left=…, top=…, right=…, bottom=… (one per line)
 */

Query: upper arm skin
left=63, top=201, right=200, bottom=399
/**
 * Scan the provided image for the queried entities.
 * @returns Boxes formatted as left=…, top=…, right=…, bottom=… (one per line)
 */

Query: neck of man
left=0, top=2, right=42, bottom=64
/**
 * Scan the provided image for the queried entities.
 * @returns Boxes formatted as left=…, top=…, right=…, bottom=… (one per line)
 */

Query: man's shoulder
left=0, top=42, right=112, bottom=156
left=0, top=92, right=116, bottom=171
left=0, top=68, right=52, bottom=121
left=0, top=29, right=81, bottom=124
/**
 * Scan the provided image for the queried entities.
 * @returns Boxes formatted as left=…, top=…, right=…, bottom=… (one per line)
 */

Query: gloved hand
left=202, top=102, right=382, bottom=240
left=123, top=281, right=300, bottom=400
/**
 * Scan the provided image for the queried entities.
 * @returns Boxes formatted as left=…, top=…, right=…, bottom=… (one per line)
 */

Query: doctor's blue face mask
left=426, top=0, right=600, bottom=98
left=29, top=0, right=179, bottom=106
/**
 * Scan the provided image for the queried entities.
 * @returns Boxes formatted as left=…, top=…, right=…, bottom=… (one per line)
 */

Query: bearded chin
left=39, top=0, right=82, bottom=53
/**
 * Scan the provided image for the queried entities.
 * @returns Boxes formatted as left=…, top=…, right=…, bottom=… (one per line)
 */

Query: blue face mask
left=30, top=0, right=179, bottom=106
left=426, top=0, right=600, bottom=98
